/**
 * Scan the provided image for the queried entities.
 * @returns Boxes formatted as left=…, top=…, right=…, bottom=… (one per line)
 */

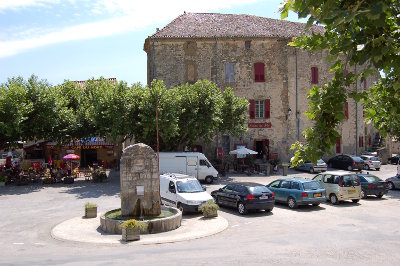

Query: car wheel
left=376, top=168, right=380, bottom=171
left=376, top=193, right=384, bottom=198
left=387, top=182, right=395, bottom=190
left=347, top=165, right=353, bottom=171
left=312, top=203, right=320, bottom=207
left=287, top=197, right=297, bottom=209
left=361, top=190, right=367, bottom=199
left=177, top=203, right=184, bottom=212
left=264, top=208, right=273, bottom=212
left=237, top=201, right=247, bottom=215
left=205, top=176, right=213, bottom=184
left=364, top=164, right=369, bottom=170
left=352, top=199, right=360, bottom=203
left=309, top=167, right=315, bottom=174
left=330, top=194, right=339, bottom=205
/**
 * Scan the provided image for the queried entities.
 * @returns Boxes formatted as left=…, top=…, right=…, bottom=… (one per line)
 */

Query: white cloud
left=0, top=0, right=59, bottom=11
left=0, top=0, right=262, bottom=58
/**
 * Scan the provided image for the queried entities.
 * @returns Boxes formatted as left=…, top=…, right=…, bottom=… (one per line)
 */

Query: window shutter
left=265, top=99, right=270, bottom=119
left=254, top=63, right=265, bottom=82
left=311, top=67, right=318, bottom=84
left=345, top=102, right=349, bottom=119
left=249, top=99, right=255, bottom=119
left=368, top=135, right=371, bottom=146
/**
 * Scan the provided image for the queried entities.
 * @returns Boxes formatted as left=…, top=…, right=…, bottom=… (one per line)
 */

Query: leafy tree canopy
left=281, top=0, right=400, bottom=166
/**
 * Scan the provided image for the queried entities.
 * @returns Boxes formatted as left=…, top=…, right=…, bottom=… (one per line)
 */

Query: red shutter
left=254, top=63, right=265, bottom=82
left=264, top=139, right=269, bottom=160
left=265, top=99, right=270, bottom=119
left=336, top=137, right=341, bottom=153
left=345, top=102, right=349, bottom=119
left=249, top=99, right=255, bottom=119
left=311, top=67, right=318, bottom=84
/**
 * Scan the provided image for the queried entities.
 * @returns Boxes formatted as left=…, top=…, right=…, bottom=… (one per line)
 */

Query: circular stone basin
left=100, top=206, right=182, bottom=234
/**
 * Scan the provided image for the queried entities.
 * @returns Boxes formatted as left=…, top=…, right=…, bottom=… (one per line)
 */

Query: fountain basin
left=100, top=206, right=182, bottom=234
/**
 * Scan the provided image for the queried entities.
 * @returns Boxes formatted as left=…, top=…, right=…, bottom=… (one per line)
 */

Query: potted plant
left=198, top=199, right=219, bottom=218
left=84, top=202, right=97, bottom=218
left=121, top=219, right=148, bottom=241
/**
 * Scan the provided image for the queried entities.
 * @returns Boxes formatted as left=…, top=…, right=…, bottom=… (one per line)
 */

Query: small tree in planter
left=85, top=202, right=97, bottom=218
left=198, top=200, right=219, bottom=218
left=0, top=174, right=6, bottom=186
left=122, top=219, right=148, bottom=241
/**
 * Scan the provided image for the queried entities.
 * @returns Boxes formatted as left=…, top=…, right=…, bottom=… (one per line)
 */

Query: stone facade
left=144, top=13, right=378, bottom=161
left=120, top=143, right=161, bottom=217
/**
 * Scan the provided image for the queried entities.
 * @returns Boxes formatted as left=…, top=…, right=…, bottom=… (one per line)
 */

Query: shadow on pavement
left=216, top=206, right=274, bottom=218
left=273, top=202, right=326, bottom=212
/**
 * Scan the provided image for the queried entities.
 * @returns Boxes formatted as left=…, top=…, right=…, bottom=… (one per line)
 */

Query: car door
left=218, top=184, right=234, bottom=206
left=393, top=175, right=400, bottom=187
left=278, top=180, right=291, bottom=202
left=267, top=180, right=282, bottom=202
left=331, top=156, right=340, bottom=168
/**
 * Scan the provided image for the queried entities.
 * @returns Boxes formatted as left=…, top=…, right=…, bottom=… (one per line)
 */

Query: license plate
left=260, top=195, right=269, bottom=199
left=314, top=193, right=322, bottom=198
left=349, top=189, right=356, bottom=193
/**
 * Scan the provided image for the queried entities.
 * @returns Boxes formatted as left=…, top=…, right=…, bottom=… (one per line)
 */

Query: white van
left=160, top=173, right=214, bottom=212
left=158, top=152, right=219, bottom=184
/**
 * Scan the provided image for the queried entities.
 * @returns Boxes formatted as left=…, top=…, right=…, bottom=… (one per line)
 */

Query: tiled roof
left=150, top=13, right=324, bottom=39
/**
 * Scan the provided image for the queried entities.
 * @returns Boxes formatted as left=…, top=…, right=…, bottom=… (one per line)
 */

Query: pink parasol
left=63, top=154, right=80, bottom=160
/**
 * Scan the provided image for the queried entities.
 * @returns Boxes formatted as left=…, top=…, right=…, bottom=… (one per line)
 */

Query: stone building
left=144, top=13, right=378, bottom=161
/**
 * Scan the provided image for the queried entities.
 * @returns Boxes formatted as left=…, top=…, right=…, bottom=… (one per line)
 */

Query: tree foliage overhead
left=281, top=0, right=400, bottom=166
left=0, top=76, right=248, bottom=152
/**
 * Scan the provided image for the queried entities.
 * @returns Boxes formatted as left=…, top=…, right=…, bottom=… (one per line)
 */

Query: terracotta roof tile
left=150, top=13, right=324, bottom=39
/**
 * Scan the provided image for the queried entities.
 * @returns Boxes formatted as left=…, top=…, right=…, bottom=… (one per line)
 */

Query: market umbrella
left=63, top=154, right=80, bottom=176
left=229, top=147, right=258, bottom=155
left=63, top=154, right=80, bottom=160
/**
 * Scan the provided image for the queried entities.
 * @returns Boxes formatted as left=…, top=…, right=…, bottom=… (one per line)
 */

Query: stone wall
left=146, top=37, right=378, bottom=161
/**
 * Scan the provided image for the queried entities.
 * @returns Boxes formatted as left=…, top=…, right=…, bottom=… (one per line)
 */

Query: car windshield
left=248, top=186, right=270, bottom=194
left=303, top=181, right=323, bottom=190
left=317, top=159, right=325, bottom=164
left=362, top=175, right=382, bottom=182
left=370, top=157, right=379, bottom=161
left=176, top=180, right=203, bottom=193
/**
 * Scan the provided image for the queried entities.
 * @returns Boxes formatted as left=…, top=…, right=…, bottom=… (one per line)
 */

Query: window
left=254, top=62, right=265, bottom=82
left=249, top=99, right=270, bottom=119
left=245, top=40, right=251, bottom=50
left=359, top=136, right=364, bottom=147
left=291, top=182, right=300, bottom=190
left=344, top=102, right=349, bottom=120
left=255, top=100, right=264, bottom=119
left=200, top=159, right=210, bottom=167
left=311, top=67, right=319, bottom=84
left=323, top=175, right=334, bottom=184
left=336, top=137, right=341, bottom=153
left=313, top=174, right=323, bottom=182
left=269, top=180, right=280, bottom=188
left=224, top=184, right=235, bottom=192
left=225, top=63, right=235, bottom=83
left=280, top=181, right=290, bottom=189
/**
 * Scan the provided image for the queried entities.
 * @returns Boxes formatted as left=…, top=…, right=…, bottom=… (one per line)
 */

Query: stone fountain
left=100, top=143, right=181, bottom=234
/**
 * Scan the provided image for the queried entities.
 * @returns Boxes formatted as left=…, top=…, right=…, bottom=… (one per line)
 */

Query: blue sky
left=0, top=0, right=303, bottom=86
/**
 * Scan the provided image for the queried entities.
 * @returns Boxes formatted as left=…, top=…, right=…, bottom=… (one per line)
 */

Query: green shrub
left=122, top=219, right=148, bottom=232
left=0, top=174, right=6, bottom=182
left=198, top=200, right=219, bottom=217
left=85, top=202, right=97, bottom=209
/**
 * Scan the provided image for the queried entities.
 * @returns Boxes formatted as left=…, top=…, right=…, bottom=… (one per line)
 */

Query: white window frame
left=255, top=100, right=264, bottom=119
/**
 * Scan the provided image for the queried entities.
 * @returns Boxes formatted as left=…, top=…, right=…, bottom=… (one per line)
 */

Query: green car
left=266, top=178, right=326, bottom=209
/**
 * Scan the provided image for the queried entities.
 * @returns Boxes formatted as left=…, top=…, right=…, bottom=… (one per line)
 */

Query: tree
left=280, top=0, right=400, bottom=165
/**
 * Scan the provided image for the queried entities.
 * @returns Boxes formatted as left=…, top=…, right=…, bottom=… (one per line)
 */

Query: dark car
left=211, top=182, right=275, bottom=215
left=357, top=173, right=388, bottom=198
left=327, top=155, right=364, bottom=171
left=388, top=154, right=400, bottom=165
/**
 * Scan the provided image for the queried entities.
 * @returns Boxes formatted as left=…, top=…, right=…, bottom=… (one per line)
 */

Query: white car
left=360, top=155, right=381, bottom=171
left=295, top=159, right=327, bottom=173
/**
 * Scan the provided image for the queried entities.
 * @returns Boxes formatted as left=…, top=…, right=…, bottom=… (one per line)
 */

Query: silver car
left=386, top=175, right=400, bottom=190
left=296, top=159, right=327, bottom=173
left=360, top=155, right=381, bottom=171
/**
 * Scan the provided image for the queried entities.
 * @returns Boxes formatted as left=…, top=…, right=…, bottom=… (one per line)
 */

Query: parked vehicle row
left=209, top=170, right=391, bottom=215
